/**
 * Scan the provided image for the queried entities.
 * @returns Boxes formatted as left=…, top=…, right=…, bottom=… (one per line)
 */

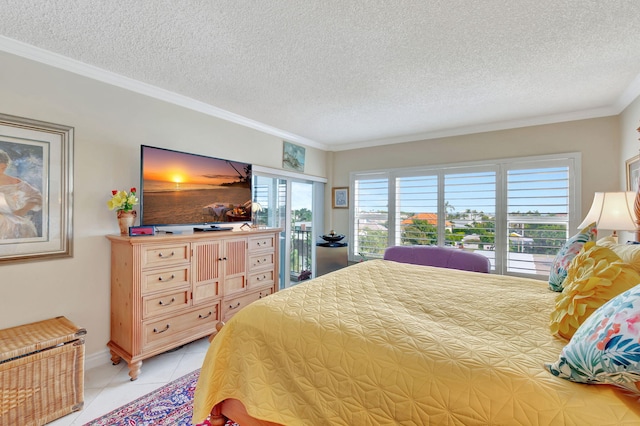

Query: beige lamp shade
left=578, top=192, right=637, bottom=236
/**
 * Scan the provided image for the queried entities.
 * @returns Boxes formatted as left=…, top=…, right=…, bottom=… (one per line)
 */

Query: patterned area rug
left=83, top=369, right=237, bottom=426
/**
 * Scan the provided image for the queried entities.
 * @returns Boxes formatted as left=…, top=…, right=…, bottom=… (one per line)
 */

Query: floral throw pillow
left=549, top=242, right=640, bottom=340
left=545, top=283, right=640, bottom=393
left=548, top=222, right=597, bottom=292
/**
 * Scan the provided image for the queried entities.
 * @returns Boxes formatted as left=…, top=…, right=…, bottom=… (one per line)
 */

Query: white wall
left=329, top=116, right=622, bottom=239
left=620, top=96, right=640, bottom=181
left=618, top=95, right=640, bottom=242
left=0, top=51, right=327, bottom=359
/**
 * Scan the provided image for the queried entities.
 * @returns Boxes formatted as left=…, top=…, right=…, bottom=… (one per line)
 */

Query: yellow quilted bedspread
left=193, top=260, right=640, bottom=425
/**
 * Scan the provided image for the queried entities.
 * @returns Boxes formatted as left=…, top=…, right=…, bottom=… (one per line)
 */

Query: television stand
left=106, top=228, right=280, bottom=380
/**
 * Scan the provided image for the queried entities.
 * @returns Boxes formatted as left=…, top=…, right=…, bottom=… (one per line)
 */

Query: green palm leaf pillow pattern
left=548, top=222, right=597, bottom=292
left=545, top=282, right=640, bottom=393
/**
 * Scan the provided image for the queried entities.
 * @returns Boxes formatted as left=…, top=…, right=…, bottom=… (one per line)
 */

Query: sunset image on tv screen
left=140, top=145, right=251, bottom=226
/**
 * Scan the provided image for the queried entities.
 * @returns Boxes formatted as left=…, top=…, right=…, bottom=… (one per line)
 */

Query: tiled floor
left=48, top=337, right=211, bottom=425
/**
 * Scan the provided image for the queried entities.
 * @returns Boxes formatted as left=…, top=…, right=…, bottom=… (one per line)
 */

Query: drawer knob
left=159, top=297, right=176, bottom=306
left=159, top=251, right=175, bottom=258
left=153, top=324, right=170, bottom=334
left=228, top=302, right=241, bottom=310
left=198, top=311, right=213, bottom=319
left=158, top=274, right=175, bottom=282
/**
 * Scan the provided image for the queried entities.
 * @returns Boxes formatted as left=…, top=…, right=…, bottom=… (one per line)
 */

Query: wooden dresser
left=106, top=228, right=280, bottom=380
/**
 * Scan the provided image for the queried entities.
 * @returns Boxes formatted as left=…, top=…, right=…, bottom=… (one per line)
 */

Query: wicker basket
left=0, top=316, right=86, bottom=426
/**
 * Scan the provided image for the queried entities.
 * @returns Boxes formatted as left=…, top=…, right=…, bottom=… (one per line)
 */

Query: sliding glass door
left=253, top=173, right=323, bottom=289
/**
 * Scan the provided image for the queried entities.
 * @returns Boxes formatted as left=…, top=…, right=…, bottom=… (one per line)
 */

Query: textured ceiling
left=1, top=1, right=640, bottom=151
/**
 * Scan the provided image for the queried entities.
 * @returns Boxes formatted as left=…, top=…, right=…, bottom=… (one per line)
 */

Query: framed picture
left=626, top=155, right=640, bottom=192
left=282, top=141, right=305, bottom=172
left=0, top=113, right=74, bottom=263
left=332, top=187, right=349, bottom=209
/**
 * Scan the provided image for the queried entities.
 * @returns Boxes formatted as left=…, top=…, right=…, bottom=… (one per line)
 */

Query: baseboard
left=85, top=347, right=113, bottom=371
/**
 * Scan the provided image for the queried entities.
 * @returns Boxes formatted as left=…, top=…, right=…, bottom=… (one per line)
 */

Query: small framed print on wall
left=332, top=187, right=349, bottom=209
left=282, top=141, right=305, bottom=172
left=626, top=155, right=640, bottom=191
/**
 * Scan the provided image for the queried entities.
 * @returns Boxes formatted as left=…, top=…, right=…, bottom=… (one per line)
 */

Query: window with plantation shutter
left=444, top=169, right=497, bottom=248
left=350, top=153, right=579, bottom=279
left=353, top=173, right=389, bottom=260
left=505, top=164, right=570, bottom=276
left=396, top=175, right=438, bottom=246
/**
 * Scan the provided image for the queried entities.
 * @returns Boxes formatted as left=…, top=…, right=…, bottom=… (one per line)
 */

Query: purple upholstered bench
left=383, top=245, right=491, bottom=273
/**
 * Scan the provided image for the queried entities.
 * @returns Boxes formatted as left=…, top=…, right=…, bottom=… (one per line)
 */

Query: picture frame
left=626, top=154, right=640, bottom=192
left=282, top=141, right=305, bottom=172
left=332, top=187, right=349, bottom=209
left=0, top=113, right=74, bottom=263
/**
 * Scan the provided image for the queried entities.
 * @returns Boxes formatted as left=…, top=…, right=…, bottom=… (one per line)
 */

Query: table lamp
left=578, top=192, right=637, bottom=242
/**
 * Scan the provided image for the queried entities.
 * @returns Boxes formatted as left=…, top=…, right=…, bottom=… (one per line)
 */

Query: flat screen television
left=140, top=145, right=252, bottom=227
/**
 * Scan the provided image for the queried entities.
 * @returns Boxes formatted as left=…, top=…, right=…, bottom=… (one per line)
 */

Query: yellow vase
left=117, top=210, right=137, bottom=235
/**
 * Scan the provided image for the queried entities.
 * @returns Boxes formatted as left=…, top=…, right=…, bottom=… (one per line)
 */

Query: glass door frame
left=253, top=166, right=326, bottom=289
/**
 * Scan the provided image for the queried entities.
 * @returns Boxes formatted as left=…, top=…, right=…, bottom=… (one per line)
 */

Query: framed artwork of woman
left=0, top=145, right=44, bottom=239
left=0, top=114, right=73, bottom=263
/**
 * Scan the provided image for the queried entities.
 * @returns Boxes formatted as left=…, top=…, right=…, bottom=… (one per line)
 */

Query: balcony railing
left=290, top=228, right=312, bottom=282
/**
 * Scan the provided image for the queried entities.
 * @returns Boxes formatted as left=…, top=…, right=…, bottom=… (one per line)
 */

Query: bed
left=192, top=258, right=640, bottom=425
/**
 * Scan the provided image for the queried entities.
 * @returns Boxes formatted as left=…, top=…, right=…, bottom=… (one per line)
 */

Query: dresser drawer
left=248, top=235, right=275, bottom=251
left=249, top=252, right=274, bottom=271
left=223, top=287, right=274, bottom=321
left=248, top=270, right=274, bottom=289
left=141, top=243, right=190, bottom=269
left=141, top=267, right=190, bottom=294
left=142, top=290, right=190, bottom=319
left=143, top=304, right=219, bottom=349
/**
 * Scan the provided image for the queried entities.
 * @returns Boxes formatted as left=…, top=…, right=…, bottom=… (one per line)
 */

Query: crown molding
left=0, top=36, right=327, bottom=151
left=613, top=72, right=640, bottom=114
left=333, top=106, right=620, bottom=152
left=2, top=35, right=639, bottom=154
